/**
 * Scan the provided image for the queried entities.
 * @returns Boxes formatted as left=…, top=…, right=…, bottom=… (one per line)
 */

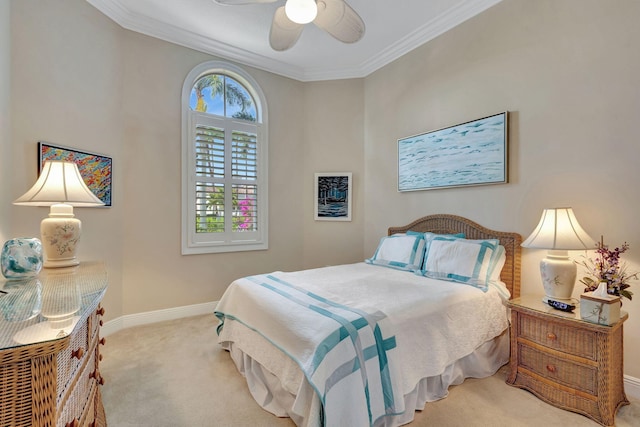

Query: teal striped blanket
left=215, top=273, right=405, bottom=427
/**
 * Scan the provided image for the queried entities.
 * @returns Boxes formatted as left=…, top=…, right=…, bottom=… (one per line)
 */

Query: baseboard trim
left=625, top=374, right=640, bottom=400
left=100, top=301, right=640, bottom=400
left=101, top=301, right=218, bottom=337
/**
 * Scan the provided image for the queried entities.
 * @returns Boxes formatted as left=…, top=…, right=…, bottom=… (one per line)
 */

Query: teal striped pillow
left=421, top=236, right=502, bottom=291
left=406, top=231, right=465, bottom=270
left=365, top=234, right=426, bottom=272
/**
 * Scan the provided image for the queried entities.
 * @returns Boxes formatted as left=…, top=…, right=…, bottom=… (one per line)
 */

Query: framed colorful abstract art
left=38, top=142, right=113, bottom=206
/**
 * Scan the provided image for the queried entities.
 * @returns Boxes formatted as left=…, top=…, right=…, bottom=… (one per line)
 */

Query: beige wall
left=10, top=0, right=126, bottom=319
left=363, top=0, right=640, bottom=378
left=117, top=30, right=312, bottom=314
left=303, top=79, right=365, bottom=268
left=6, top=0, right=640, bottom=380
left=7, top=0, right=333, bottom=318
left=0, top=0, right=10, bottom=242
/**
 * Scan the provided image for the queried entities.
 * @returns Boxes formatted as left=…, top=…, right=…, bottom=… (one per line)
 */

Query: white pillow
left=365, top=234, right=426, bottom=272
left=489, top=246, right=506, bottom=283
left=406, top=231, right=465, bottom=270
left=487, top=246, right=511, bottom=299
left=421, top=236, right=502, bottom=291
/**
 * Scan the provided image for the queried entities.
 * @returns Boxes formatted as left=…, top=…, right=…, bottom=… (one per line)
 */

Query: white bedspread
left=215, top=263, right=509, bottom=426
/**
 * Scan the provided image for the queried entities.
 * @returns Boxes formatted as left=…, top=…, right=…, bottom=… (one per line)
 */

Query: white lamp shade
left=522, top=207, right=596, bottom=250
left=285, top=0, right=318, bottom=24
left=13, top=160, right=103, bottom=268
left=14, top=160, right=104, bottom=207
left=523, top=207, right=596, bottom=303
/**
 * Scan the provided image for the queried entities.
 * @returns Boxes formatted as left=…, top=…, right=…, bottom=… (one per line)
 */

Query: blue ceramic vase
left=1, top=238, right=44, bottom=279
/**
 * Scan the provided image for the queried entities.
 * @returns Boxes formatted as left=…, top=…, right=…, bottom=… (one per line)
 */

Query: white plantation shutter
left=182, top=62, right=268, bottom=254
left=196, top=125, right=225, bottom=179
left=195, top=182, right=224, bottom=233
left=231, top=130, right=259, bottom=232
left=232, top=131, right=257, bottom=179
left=233, top=184, right=258, bottom=231
left=194, top=124, right=225, bottom=234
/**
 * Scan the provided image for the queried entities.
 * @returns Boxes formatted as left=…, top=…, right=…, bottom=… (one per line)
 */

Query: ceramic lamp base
left=40, top=204, right=82, bottom=268
left=43, top=257, right=80, bottom=268
left=540, top=250, right=577, bottom=303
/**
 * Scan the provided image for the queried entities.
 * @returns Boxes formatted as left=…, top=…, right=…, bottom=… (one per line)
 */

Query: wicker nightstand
left=506, top=295, right=629, bottom=427
left=0, top=262, right=108, bottom=426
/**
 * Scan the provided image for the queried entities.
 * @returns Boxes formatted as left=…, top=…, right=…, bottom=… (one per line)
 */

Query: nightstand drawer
left=57, top=347, right=97, bottom=427
left=57, top=318, right=90, bottom=403
left=519, top=344, right=597, bottom=395
left=518, top=313, right=597, bottom=360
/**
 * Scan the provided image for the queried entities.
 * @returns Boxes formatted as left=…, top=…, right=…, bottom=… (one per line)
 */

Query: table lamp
left=14, top=160, right=104, bottom=268
left=522, top=207, right=596, bottom=303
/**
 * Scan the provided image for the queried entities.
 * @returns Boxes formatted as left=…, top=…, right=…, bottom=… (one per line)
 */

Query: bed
left=214, top=214, right=522, bottom=427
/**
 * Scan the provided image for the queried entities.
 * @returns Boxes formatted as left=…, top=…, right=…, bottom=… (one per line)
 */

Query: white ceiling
left=87, top=0, right=502, bottom=82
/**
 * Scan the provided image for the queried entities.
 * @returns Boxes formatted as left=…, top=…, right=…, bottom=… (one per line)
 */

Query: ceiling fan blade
left=314, top=0, right=365, bottom=44
left=269, top=6, right=304, bottom=51
left=213, top=0, right=276, bottom=5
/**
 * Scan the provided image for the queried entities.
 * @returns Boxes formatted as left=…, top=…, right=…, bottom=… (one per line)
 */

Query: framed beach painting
left=314, top=173, right=352, bottom=221
left=38, top=142, right=113, bottom=206
left=398, top=111, right=508, bottom=192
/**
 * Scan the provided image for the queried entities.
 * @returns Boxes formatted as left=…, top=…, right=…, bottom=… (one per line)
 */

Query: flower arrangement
left=578, top=237, right=638, bottom=301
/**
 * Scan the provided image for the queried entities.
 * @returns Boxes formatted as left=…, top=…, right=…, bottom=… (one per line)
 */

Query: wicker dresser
left=506, top=295, right=629, bottom=427
left=0, top=261, right=108, bottom=426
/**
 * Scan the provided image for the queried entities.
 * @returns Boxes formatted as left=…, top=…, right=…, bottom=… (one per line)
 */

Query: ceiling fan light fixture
left=285, top=0, right=317, bottom=24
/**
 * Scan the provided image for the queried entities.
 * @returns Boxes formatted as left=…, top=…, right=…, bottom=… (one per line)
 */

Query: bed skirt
left=221, top=324, right=510, bottom=427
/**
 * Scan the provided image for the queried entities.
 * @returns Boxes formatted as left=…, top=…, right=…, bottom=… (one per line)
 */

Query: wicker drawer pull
left=546, top=364, right=557, bottom=373
left=97, top=306, right=105, bottom=316
left=91, top=370, right=105, bottom=385
left=546, top=332, right=557, bottom=341
left=71, top=347, right=84, bottom=360
left=99, top=337, right=106, bottom=346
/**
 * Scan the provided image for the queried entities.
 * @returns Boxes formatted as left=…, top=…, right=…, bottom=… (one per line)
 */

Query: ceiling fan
left=213, top=0, right=365, bottom=51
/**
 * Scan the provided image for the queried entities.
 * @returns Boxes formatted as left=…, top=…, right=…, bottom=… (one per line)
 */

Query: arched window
left=182, top=61, right=268, bottom=254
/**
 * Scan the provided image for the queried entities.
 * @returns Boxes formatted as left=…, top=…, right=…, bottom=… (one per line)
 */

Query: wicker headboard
left=388, top=214, right=522, bottom=299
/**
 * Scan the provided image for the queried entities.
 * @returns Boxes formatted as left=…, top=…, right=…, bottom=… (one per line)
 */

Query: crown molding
left=86, top=0, right=308, bottom=80
left=358, top=0, right=503, bottom=76
left=87, top=0, right=502, bottom=82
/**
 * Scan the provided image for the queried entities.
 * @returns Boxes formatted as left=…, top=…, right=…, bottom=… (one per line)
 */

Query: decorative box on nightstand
left=580, top=291, right=621, bottom=326
left=506, top=295, right=629, bottom=427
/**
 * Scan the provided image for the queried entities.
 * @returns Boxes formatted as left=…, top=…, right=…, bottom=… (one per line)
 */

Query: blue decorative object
left=1, top=238, right=43, bottom=279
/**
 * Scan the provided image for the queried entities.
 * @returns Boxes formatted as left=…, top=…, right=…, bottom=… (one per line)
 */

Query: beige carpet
left=101, top=314, right=640, bottom=426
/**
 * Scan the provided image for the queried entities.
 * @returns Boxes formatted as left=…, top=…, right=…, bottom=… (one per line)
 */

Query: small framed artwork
left=398, top=111, right=508, bottom=191
left=314, top=173, right=352, bottom=221
left=38, top=142, right=113, bottom=206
